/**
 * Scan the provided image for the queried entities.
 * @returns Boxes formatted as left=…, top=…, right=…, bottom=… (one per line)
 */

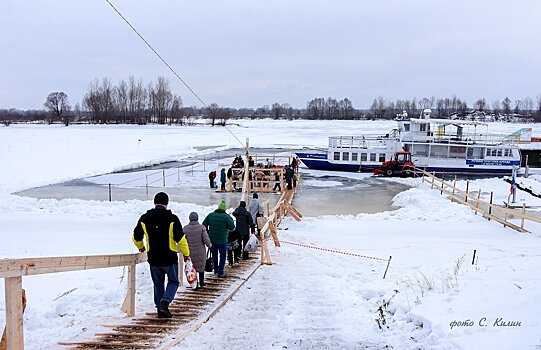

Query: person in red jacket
left=133, top=192, right=190, bottom=318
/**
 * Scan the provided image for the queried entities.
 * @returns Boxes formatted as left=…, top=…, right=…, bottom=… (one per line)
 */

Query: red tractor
left=374, top=151, right=416, bottom=177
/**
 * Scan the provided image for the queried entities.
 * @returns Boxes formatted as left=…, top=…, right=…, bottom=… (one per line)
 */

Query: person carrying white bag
left=244, top=233, right=259, bottom=253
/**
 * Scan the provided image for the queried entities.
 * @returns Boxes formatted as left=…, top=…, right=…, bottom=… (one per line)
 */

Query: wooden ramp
left=59, top=253, right=261, bottom=349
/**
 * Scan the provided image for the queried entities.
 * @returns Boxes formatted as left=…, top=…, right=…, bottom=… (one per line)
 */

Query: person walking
left=248, top=193, right=264, bottom=231
left=272, top=171, right=281, bottom=192
left=227, top=227, right=241, bottom=266
left=220, top=168, right=226, bottom=191
left=132, top=192, right=190, bottom=318
left=183, top=212, right=212, bottom=289
left=233, top=200, right=254, bottom=260
left=203, top=201, right=235, bottom=277
left=285, top=165, right=294, bottom=190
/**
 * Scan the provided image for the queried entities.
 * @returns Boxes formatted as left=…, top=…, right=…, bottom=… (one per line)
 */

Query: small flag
left=510, top=171, right=516, bottom=195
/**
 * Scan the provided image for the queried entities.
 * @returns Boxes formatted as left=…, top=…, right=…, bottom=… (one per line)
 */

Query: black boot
left=199, top=272, right=205, bottom=287
left=158, top=300, right=172, bottom=318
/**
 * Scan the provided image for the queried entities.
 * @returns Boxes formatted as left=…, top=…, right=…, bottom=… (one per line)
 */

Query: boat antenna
left=103, top=0, right=247, bottom=151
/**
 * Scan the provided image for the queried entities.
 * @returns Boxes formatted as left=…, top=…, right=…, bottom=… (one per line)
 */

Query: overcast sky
left=1, top=0, right=540, bottom=110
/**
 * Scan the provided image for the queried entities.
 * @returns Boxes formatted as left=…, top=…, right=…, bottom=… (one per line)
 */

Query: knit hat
left=239, top=201, right=246, bottom=208
left=218, top=200, right=227, bottom=211
left=253, top=193, right=258, bottom=199
left=154, top=192, right=169, bottom=205
left=189, top=212, right=198, bottom=221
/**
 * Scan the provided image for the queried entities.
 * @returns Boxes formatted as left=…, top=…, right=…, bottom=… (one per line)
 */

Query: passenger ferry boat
left=296, top=109, right=521, bottom=175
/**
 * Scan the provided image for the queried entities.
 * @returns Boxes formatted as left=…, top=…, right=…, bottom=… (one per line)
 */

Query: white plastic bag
left=244, top=234, right=259, bottom=252
left=184, top=259, right=197, bottom=288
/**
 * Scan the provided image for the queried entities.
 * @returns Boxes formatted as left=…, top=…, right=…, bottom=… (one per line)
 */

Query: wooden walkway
left=59, top=253, right=261, bottom=349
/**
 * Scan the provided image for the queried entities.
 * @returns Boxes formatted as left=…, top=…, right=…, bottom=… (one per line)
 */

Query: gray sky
left=1, top=0, right=540, bottom=110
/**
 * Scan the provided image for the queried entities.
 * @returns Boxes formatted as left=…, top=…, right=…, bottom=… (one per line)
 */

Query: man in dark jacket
left=208, top=171, right=216, bottom=189
left=233, top=201, right=254, bottom=260
left=220, top=168, right=226, bottom=191
left=133, top=192, right=190, bottom=318
left=202, top=200, right=235, bottom=277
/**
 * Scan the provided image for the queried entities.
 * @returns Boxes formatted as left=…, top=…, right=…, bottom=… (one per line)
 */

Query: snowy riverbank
left=1, top=121, right=540, bottom=349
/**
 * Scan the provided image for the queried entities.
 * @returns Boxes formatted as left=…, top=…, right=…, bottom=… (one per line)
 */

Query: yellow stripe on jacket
left=132, top=222, right=150, bottom=250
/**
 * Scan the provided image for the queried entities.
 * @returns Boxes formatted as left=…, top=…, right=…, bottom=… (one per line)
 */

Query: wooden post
left=383, top=256, right=392, bottom=279
left=471, top=249, right=477, bottom=265
left=440, top=180, right=444, bottom=195
left=504, top=194, right=511, bottom=223
left=163, top=170, right=166, bottom=187
left=475, top=189, right=481, bottom=214
left=488, top=191, right=494, bottom=220
left=108, top=184, right=112, bottom=202
left=431, top=174, right=435, bottom=189
left=521, top=203, right=526, bottom=230
left=145, top=175, right=149, bottom=200
left=465, top=180, right=469, bottom=203
left=452, top=176, right=457, bottom=202
left=120, top=264, right=136, bottom=317
left=4, top=277, right=24, bottom=350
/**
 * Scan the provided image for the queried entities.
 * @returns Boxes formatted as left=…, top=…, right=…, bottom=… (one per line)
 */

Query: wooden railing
left=0, top=252, right=147, bottom=349
left=421, top=171, right=541, bottom=233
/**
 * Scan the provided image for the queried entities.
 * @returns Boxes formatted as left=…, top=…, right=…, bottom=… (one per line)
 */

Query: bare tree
left=474, top=98, right=487, bottom=111
left=44, top=92, right=70, bottom=124
left=502, top=97, right=512, bottom=115
left=271, top=103, right=283, bottom=119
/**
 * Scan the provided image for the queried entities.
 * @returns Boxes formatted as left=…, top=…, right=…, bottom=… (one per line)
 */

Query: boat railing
left=329, top=135, right=396, bottom=149
left=404, top=131, right=508, bottom=145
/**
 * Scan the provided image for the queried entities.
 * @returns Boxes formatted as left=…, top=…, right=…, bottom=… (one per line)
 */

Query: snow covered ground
left=1, top=120, right=540, bottom=349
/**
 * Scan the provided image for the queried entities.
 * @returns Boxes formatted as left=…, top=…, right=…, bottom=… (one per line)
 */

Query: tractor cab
left=394, top=152, right=411, bottom=165
left=374, top=151, right=415, bottom=177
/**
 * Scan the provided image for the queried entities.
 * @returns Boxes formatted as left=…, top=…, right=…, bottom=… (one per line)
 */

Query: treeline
left=369, top=95, right=541, bottom=120
left=2, top=76, right=541, bottom=125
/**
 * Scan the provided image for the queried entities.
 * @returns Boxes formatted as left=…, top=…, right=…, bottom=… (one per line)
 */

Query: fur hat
left=218, top=200, right=227, bottom=211
left=189, top=212, right=198, bottom=221
left=154, top=192, right=169, bottom=206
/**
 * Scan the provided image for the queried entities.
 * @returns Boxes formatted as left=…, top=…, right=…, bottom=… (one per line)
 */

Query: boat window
left=491, top=149, right=497, bottom=157
left=497, top=149, right=502, bottom=157
left=420, top=124, right=427, bottom=132
left=404, top=124, right=410, bottom=132
left=342, top=152, right=349, bottom=161
left=379, top=154, right=386, bottom=162
left=361, top=153, right=367, bottom=162
left=486, top=148, right=491, bottom=156
left=334, top=152, right=340, bottom=161
left=352, top=153, right=358, bottom=161
left=370, top=153, right=376, bottom=161
left=504, top=149, right=510, bottom=157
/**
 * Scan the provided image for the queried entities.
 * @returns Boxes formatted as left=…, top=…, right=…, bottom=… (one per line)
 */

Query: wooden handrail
left=421, top=171, right=540, bottom=231
left=0, top=252, right=147, bottom=278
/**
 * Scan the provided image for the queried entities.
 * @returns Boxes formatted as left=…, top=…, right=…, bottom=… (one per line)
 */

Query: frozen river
left=15, top=148, right=410, bottom=216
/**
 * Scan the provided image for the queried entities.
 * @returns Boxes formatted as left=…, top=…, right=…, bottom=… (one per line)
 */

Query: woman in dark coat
left=183, top=212, right=212, bottom=288
left=233, top=201, right=254, bottom=260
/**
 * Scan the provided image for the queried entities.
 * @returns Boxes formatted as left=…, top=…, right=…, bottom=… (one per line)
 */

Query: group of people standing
left=132, top=191, right=264, bottom=318
left=208, top=156, right=300, bottom=193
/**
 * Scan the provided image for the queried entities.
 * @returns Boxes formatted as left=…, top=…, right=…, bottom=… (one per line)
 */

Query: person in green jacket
left=202, top=200, right=235, bottom=277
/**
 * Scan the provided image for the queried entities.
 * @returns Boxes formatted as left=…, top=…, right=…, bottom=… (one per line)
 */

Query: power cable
left=104, top=0, right=246, bottom=150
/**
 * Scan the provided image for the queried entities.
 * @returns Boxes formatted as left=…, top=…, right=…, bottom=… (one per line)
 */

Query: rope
left=103, top=0, right=246, bottom=150
left=280, top=240, right=388, bottom=262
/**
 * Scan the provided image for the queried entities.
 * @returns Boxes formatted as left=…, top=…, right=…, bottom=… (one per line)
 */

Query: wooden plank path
left=58, top=254, right=262, bottom=349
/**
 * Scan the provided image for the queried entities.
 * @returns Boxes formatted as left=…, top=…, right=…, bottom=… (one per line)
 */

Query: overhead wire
left=104, top=0, right=246, bottom=150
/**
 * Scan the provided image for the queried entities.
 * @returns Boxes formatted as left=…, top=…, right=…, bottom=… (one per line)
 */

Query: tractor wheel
left=403, top=167, right=414, bottom=177
left=384, top=168, right=393, bottom=177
